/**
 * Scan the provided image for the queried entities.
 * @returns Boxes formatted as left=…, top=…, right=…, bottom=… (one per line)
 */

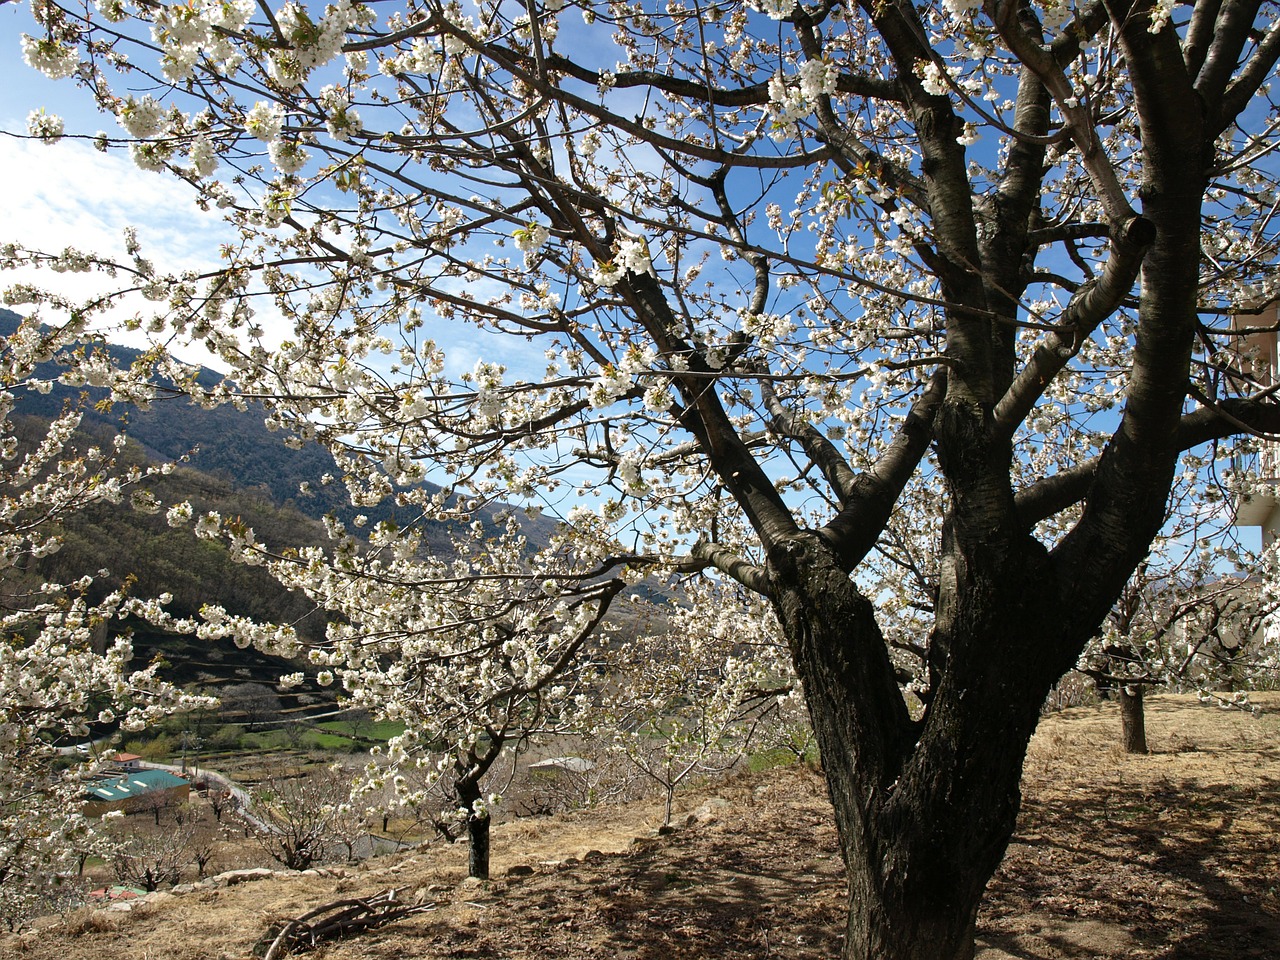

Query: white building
left=1230, top=304, right=1280, bottom=543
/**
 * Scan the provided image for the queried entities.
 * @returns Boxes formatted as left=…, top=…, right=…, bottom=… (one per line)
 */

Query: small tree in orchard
left=0, top=318, right=212, bottom=927
left=1079, top=478, right=1280, bottom=753
left=13, top=0, right=1280, bottom=955
left=607, top=582, right=792, bottom=825
left=244, top=768, right=353, bottom=870
left=104, top=808, right=203, bottom=892
left=178, top=512, right=626, bottom=880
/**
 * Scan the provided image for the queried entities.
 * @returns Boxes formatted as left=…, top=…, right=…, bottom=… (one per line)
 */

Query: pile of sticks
left=256, top=888, right=437, bottom=958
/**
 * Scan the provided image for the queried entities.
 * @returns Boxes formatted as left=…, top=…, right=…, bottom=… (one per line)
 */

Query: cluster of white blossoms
left=268, top=0, right=363, bottom=89
left=916, top=61, right=951, bottom=97
left=20, top=35, right=78, bottom=80
left=512, top=222, right=550, bottom=253
left=588, top=345, right=661, bottom=409
left=767, top=58, right=839, bottom=132
left=742, top=311, right=798, bottom=349
left=118, top=95, right=166, bottom=139
left=151, top=0, right=252, bottom=82
left=268, top=139, right=312, bottom=175
left=246, top=101, right=286, bottom=142
left=318, top=85, right=361, bottom=142
left=378, top=36, right=445, bottom=77
left=26, top=109, right=64, bottom=144
left=466, top=359, right=507, bottom=421
left=590, top=235, right=654, bottom=288
left=751, top=0, right=798, bottom=19
left=1146, top=0, right=1176, bottom=32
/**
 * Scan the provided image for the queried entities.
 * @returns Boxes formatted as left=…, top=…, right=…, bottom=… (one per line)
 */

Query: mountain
left=0, top=310, right=665, bottom=654
left=0, top=309, right=559, bottom=550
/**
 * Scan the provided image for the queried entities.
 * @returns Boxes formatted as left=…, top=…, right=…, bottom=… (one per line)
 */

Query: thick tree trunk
left=1118, top=685, right=1149, bottom=754
left=768, top=532, right=1073, bottom=960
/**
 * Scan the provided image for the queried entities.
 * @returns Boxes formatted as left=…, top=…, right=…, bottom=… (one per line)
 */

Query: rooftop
left=84, top=769, right=188, bottom=802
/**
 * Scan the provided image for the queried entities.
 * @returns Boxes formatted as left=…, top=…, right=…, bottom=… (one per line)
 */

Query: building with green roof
left=82, top=768, right=190, bottom=817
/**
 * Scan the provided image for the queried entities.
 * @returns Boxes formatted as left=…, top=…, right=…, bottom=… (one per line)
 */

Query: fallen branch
left=255, top=887, right=437, bottom=959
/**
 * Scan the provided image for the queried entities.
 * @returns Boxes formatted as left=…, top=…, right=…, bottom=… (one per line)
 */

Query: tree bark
left=1118, top=685, right=1149, bottom=754
left=456, top=780, right=490, bottom=880
left=768, top=530, right=1074, bottom=960
left=467, top=815, right=490, bottom=880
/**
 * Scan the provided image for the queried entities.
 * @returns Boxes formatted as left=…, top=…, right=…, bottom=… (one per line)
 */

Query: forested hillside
left=0, top=310, right=624, bottom=656
left=0, top=309, right=559, bottom=548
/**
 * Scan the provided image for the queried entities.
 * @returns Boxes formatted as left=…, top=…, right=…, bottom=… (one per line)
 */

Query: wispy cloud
left=0, top=133, right=247, bottom=367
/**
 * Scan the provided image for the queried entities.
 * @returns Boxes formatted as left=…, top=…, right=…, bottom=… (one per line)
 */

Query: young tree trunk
left=1118, top=685, right=1149, bottom=754
left=456, top=781, right=490, bottom=880
left=466, top=814, right=490, bottom=880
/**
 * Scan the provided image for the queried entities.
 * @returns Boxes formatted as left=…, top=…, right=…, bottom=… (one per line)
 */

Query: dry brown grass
left=4, top=693, right=1278, bottom=960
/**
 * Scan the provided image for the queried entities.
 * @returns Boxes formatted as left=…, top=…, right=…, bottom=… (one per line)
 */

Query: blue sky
left=2, top=4, right=235, bottom=365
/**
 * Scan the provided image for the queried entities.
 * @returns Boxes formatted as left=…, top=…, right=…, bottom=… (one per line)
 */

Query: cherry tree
left=104, top=807, right=204, bottom=891
left=605, top=580, right=791, bottom=825
left=183, top=511, right=625, bottom=879
left=0, top=315, right=212, bottom=926
left=11, top=0, right=1280, bottom=955
left=1080, top=518, right=1280, bottom=753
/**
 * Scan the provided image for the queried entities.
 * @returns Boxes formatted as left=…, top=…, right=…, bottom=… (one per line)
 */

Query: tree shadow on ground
left=982, top=773, right=1280, bottom=959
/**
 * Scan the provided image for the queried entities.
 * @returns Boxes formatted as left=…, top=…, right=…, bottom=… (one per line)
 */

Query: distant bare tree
left=219, top=683, right=283, bottom=733
left=137, top=789, right=176, bottom=827
left=205, top=788, right=236, bottom=824
left=281, top=718, right=311, bottom=749
left=244, top=769, right=353, bottom=870
left=106, top=816, right=199, bottom=892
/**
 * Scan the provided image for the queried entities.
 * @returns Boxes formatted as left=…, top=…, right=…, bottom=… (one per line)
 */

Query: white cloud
left=0, top=134, right=236, bottom=367
left=0, top=134, right=221, bottom=261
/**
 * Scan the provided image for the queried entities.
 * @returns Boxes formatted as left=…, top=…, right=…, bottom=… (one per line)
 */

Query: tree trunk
left=456, top=781, right=490, bottom=879
left=1118, top=685, right=1149, bottom=754
left=467, top=814, right=490, bottom=880
left=768, top=532, right=1073, bottom=960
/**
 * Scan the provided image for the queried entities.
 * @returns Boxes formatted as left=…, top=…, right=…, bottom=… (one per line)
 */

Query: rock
left=214, top=867, right=276, bottom=886
left=506, top=864, right=535, bottom=877
left=170, top=883, right=197, bottom=895
left=691, top=798, right=729, bottom=824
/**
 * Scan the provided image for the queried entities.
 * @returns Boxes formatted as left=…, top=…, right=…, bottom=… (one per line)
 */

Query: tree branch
left=690, top=540, right=768, bottom=594
left=993, top=215, right=1155, bottom=439
left=819, top=369, right=947, bottom=570
left=1016, top=396, right=1280, bottom=526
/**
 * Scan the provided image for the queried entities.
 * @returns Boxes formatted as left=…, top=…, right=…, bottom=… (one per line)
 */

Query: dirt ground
left=6, top=693, right=1278, bottom=960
